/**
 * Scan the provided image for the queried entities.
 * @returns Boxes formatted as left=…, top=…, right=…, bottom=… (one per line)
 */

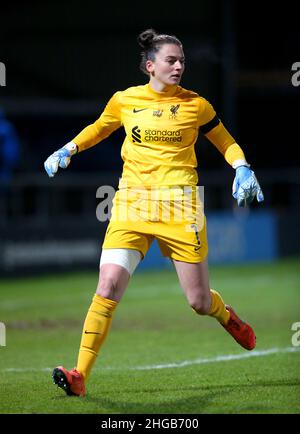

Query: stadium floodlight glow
left=0, top=62, right=6, bottom=87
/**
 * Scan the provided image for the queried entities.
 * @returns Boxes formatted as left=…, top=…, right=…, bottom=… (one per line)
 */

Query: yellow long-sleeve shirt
left=73, top=83, right=245, bottom=187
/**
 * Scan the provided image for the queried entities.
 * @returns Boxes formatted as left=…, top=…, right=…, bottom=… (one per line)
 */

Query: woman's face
left=146, top=43, right=185, bottom=87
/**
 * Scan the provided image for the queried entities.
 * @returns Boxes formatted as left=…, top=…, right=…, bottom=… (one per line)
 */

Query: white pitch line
left=131, top=347, right=299, bottom=370
left=1, top=347, right=298, bottom=373
left=3, top=367, right=52, bottom=372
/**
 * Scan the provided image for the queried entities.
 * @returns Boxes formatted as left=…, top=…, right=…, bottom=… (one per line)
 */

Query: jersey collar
left=145, top=83, right=179, bottom=99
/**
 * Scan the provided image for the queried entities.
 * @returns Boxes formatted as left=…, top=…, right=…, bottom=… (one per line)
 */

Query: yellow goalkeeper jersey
left=73, top=83, right=245, bottom=187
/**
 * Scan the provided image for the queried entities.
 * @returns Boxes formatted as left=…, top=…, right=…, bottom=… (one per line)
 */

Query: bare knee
left=96, top=264, right=130, bottom=302
left=97, top=275, right=117, bottom=299
left=189, top=292, right=211, bottom=315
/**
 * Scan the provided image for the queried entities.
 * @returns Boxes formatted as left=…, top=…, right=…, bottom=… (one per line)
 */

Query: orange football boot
left=52, top=366, right=86, bottom=396
left=222, top=305, right=256, bottom=350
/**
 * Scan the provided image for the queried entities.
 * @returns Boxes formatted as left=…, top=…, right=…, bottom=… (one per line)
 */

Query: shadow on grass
left=52, top=379, right=300, bottom=414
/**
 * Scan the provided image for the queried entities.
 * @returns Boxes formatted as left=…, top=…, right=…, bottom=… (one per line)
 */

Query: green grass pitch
left=0, top=258, right=299, bottom=414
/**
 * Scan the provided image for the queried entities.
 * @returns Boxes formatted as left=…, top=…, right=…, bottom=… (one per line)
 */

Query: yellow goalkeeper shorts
left=102, top=187, right=208, bottom=263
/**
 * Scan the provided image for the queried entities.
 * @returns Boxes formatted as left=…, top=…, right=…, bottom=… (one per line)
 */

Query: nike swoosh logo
left=133, top=108, right=148, bottom=113
left=84, top=331, right=102, bottom=335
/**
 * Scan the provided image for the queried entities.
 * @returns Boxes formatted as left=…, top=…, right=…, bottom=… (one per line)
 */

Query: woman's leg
left=173, top=258, right=229, bottom=323
left=76, top=263, right=131, bottom=382
left=173, top=258, right=256, bottom=351
left=76, top=248, right=142, bottom=382
left=53, top=249, right=141, bottom=396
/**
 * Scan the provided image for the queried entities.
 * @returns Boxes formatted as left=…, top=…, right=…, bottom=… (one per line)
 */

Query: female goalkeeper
left=44, top=28, right=264, bottom=397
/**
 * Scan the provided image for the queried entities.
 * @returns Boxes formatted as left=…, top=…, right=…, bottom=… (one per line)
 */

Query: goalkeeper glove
left=44, top=142, right=77, bottom=177
left=232, top=162, right=264, bottom=207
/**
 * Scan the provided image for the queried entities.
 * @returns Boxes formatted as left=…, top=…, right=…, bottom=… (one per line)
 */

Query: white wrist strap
left=64, top=141, right=78, bottom=155
left=232, top=159, right=250, bottom=169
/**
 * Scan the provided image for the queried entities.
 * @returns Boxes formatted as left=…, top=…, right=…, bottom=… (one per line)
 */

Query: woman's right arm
left=44, top=92, right=122, bottom=177
left=73, top=91, right=122, bottom=152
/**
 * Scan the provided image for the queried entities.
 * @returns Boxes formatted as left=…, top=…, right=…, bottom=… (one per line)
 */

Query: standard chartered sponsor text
left=144, top=129, right=182, bottom=142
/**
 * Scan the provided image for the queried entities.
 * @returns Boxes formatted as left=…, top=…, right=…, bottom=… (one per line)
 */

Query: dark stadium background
left=0, top=0, right=299, bottom=275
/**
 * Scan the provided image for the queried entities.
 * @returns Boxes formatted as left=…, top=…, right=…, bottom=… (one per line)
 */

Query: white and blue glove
left=44, top=142, right=77, bottom=177
left=232, top=161, right=264, bottom=207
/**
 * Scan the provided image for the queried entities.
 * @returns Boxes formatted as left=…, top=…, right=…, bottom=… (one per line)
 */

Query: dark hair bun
left=137, top=28, right=158, bottom=49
